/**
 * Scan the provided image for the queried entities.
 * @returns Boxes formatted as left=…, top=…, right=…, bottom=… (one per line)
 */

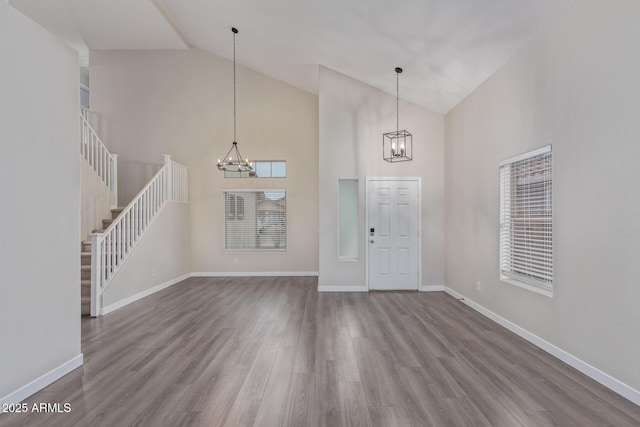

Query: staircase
left=80, top=109, right=189, bottom=317
left=80, top=208, right=122, bottom=315
left=80, top=108, right=118, bottom=316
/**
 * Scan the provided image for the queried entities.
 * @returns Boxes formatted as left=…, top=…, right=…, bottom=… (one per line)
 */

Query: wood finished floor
left=1, top=276, right=639, bottom=427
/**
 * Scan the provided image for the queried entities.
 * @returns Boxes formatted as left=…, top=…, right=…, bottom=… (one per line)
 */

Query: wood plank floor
left=1, top=276, right=639, bottom=426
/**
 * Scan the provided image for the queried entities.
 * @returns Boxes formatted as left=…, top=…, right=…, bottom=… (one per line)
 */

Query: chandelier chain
left=217, top=27, right=252, bottom=172
left=396, top=70, right=399, bottom=133
left=233, top=29, right=237, bottom=142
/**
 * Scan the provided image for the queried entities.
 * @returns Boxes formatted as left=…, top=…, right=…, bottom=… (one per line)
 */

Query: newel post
left=90, top=233, right=102, bottom=317
left=111, top=154, right=119, bottom=208
left=163, top=154, right=173, bottom=201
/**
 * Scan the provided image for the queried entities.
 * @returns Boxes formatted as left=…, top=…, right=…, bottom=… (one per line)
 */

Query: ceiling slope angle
left=9, top=0, right=576, bottom=113
left=8, top=0, right=189, bottom=59
left=157, top=0, right=576, bottom=114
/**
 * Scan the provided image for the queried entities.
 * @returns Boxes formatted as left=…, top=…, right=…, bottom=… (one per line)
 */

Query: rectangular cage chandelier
left=383, top=67, right=412, bottom=162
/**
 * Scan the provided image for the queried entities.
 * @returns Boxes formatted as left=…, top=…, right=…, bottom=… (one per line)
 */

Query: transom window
left=224, top=160, right=286, bottom=178
left=499, top=145, right=553, bottom=293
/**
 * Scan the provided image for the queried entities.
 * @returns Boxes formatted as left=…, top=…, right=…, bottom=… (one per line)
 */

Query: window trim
left=499, top=145, right=553, bottom=296
left=224, top=160, right=287, bottom=178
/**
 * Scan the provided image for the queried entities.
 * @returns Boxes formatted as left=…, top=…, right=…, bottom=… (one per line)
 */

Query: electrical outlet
left=233, top=257, right=240, bottom=265
left=151, top=269, right=156, bottom=278
left=475, top=281, right=481, bottom=291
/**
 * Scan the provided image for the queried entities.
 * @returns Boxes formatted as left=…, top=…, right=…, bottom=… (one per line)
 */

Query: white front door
left=367, top=179, right=420, bottom=290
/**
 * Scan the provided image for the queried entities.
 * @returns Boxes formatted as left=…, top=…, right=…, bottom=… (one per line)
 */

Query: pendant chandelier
left=217, top=27, right=252, bottom=172
left=383, top=67, right=412, bottom=162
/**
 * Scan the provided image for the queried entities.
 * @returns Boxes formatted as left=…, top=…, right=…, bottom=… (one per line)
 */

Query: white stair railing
left=90, top=155, right=188, bottom=316
left=80, top=108, right=118, bottom=204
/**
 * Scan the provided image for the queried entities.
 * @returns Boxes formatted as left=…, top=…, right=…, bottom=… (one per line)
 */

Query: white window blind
left=224, top=190, right=286, bottom=251
left=499, top=146, right=552, bottom=291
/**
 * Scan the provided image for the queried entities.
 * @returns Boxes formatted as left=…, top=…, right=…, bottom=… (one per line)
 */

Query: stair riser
left=81, top=270, right=91, bottom=280
left=81, top=285, right=90, bottom=297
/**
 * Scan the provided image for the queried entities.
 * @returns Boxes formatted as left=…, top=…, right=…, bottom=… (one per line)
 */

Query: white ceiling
left=8, top=0, right=188, bottom=58
left=10, top=0, right=575, bottom=114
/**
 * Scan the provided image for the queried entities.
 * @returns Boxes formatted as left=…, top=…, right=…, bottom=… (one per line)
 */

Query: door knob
left=370, top=239, right=375, bottom=243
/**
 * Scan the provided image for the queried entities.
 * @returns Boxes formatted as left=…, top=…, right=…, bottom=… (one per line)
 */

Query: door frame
left=365, top=177, right=422, bottom=291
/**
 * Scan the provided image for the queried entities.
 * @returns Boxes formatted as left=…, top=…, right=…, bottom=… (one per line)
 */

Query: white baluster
left=88, top=155, right=189, bottom=306
left=107, top=232, right=112, bottom=280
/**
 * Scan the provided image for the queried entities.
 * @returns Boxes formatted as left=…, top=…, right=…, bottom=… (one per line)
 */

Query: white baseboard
left=191, top=271, right=319, bottom=277
left=101, top=273, right=191, bottom=315
left=444, top=287, right=640, bottom=406
left=420, top=285, right=445, bottom=292
left=0, top=354, right=83, bottom=406
left=318, top=285, right=368, bottom=292
left=317, top=285, right=443, bottom=292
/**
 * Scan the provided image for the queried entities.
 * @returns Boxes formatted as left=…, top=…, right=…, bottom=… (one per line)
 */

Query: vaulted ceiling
left=10, top=0, right=575, bottom=113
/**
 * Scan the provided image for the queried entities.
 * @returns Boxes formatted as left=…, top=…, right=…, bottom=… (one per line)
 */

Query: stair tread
left=81, top=252, right=91, bottom=256
left=81, top=280, right=91, bottom=285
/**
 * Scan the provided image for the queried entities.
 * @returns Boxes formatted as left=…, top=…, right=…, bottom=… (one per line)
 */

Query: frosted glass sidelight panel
left=338, top=179, right=359, bottom=259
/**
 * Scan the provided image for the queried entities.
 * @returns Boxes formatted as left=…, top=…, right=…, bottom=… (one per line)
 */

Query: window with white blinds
left=224, top=190, right=286, bottom=251
left=499, top=145, right=552, bottom=292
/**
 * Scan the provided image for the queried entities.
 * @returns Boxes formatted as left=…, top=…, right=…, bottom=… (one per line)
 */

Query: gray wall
left=90, top=49, right=319, bottom=274
left=0, top=3, right=81, bottom=400
left=318, top=67, right=445, bottom=289
left=102, top=202, right=191, bottom=308
left=445, top=0, right=640, bottom=391
left=80, top=156, right=116, bottom=241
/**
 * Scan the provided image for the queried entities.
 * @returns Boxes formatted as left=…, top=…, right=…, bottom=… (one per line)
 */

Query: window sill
left=338, top=257, right=359, bottom=262
left=224, top=249, right=287, bottom=253
left=500, top=276, right=553, bottom=298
